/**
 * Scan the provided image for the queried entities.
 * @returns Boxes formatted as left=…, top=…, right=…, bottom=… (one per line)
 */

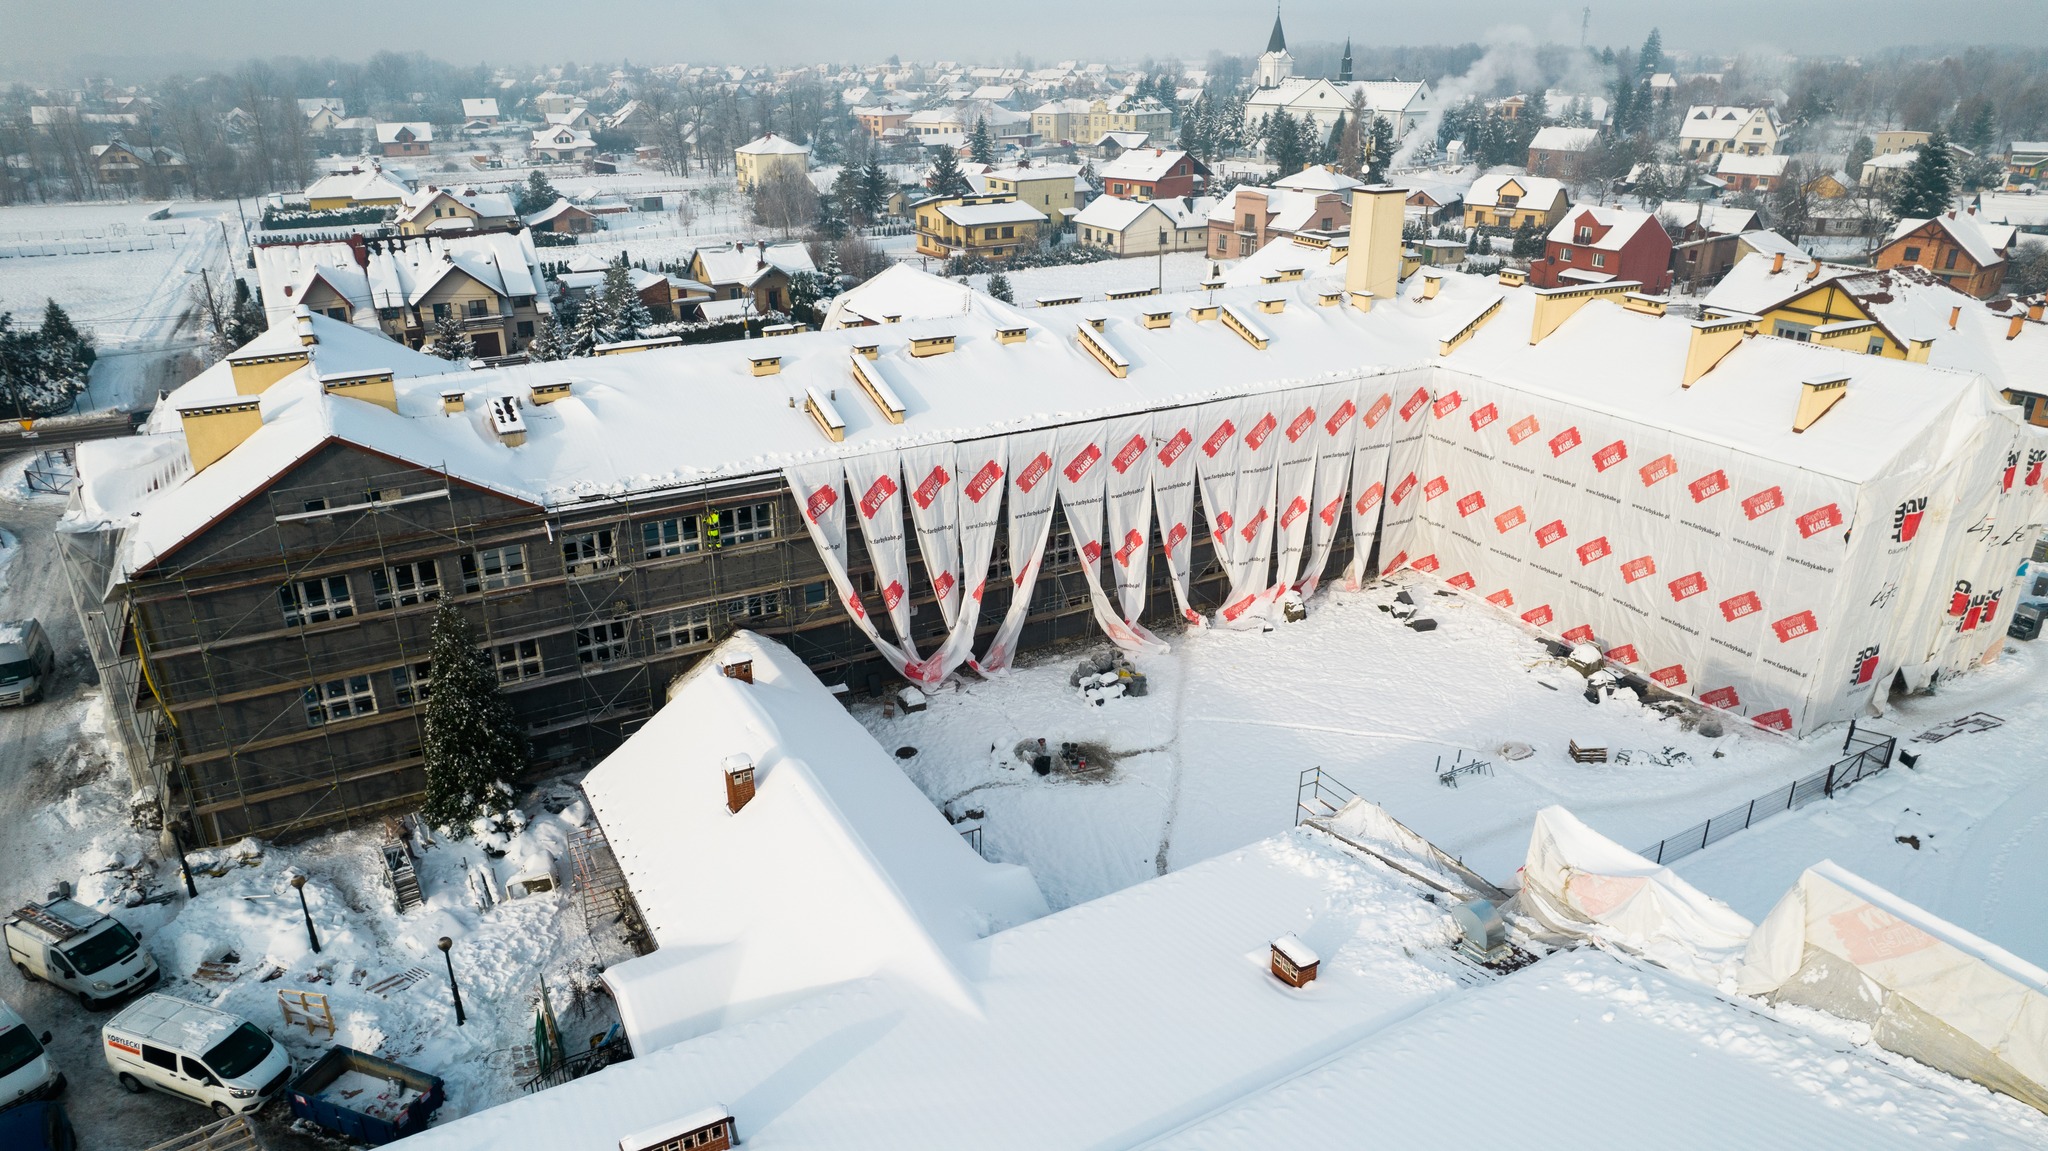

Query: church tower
left=1339, top=38, right=1353, bottom=83
left=1255, top=8, right=1293, bottom=89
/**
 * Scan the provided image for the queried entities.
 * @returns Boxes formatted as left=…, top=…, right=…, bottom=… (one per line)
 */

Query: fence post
left=1842, top=719, right=1857, bottom=754
left=1652, top=839, right=1664, bottom=865
left=1744, top=798, right=1756, bottom=828
left=1700, top=821, right=1712, bottom=851
left=1823, top=763, right=1837, bottom=799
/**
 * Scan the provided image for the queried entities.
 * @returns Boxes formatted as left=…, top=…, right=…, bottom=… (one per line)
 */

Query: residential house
left=2007, top=142, right=2048, bottom=187
left=1713, top=152, right=1789, bottom=194
left=1860, top=149, right=1917, bottom=189
left=1526, top=126, right=1601, bottom=182
left=605, top=100, right=652, bottom=137
left=1097, top=148, right=1210, bottom=201
left=1073, top=195, right=1210, bottom=255
left=1205, top=167, right=1358, bottom=259
left=533, top=91, right=584, bottom=118
left=462, top=98, right=501, bottom=125
left=298, top=98, right=347, bottom=135
left=530, top=126, right=596, bottom=164
left=1973, top=190, right=2048, bottom=235
left=88, top=139, right=187, bottom=185
left=914, top=196, right=1046, bottom=261
left=1876, top=210, right=2015, bottom=299
left=853, top=105, right=912, bottom=139
left=253, top=230, right=551, bottom=358
left=1677, top=106, right=1777, bottom=158
left=735, top=133, right=810, bottom=191
left=1461, top=173, right=1570, bottom=231
left=304, top=165, right=410, bottom=212
left=556, top=262, right=707, bottom=317
left=395, top=186, right=517, bottom=236
left=981, top=163, right=1087, bottom=231
left=526, top=198, right=601, bottom=235
left=688, top=242, right=812, bottom=314
left=1029, top=96, right=1174, bottom=145
left=1656, top=201, right=1761, bottom=287
left=1872, top=130, right=1930, bottom=158
left=1093, top=131, right=1151, bottom=160
left=376, top=122, right=433, bottom=158
left=546, top=108, right=601, bottom=134
left=1528, top=204, right=1673, bottom=293
left=1802, top=169, right=1851, bottom=199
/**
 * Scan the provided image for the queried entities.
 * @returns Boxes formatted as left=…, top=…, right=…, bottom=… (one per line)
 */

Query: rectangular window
left=391, top=660, right=432, bottom=706
left=1867, top=335, right=1886, bottom=355
left=432, top=302, right=452, bottom=321
left=641, top=516, right=701, bottom=558
left=465, top=298, right=491, bottom=318
left=1944, top=249, right=1960, bottom=271
left=651, top=605, right=715, bottom=651
left=280, top=576, right=354, bottom=626
left=1773, top=320, right=1814, bottom=342
left=1903, top=246, right=1921, bottom=261
left=575, top=621, right=629, bottom=664
left=1558, top=247, right=1574, bottom=261
left=462, top=546, right=528, bottom=591
left=1001, top=226, right=1014, bottom=238
left=372, top=560, right=441, bottom=609
left=517, top=320, right=535, bottom=339
left=1044, top=528, right=1077, bottom=569
left=494, top=639, right=543, bottom=683
left=305, top=674, right=377, bottom=726
left=721, top=501, right=775, bottom=545
left=804, top=581, right=829, bottom=610
left=562, top=529, right=616, bottom=574
left=727, top=590, right=784, bottom=622
left=1592, top=252, right=1606, bottom=269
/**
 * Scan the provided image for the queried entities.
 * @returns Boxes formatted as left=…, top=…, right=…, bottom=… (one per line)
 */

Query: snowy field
left=863, top=576, right=1823, bottom=911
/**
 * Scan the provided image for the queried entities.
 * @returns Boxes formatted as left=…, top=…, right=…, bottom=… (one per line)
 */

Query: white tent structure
left=1738, top=861, right=2048, bottom=1114
left=1512, top=806, right=1754, bottom=983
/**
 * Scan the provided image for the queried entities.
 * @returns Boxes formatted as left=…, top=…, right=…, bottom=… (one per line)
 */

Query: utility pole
left=198, top=266, right=224, bottom=343
left=1580, top=6, right=1591, bottom=49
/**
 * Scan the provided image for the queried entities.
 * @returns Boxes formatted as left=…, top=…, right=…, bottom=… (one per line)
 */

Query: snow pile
left=1738, top=860, right=2048, bottom=1114
left=1512, top=806, right=1755, bottom=985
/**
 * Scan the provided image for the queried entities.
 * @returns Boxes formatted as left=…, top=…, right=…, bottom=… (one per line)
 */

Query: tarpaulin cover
left=1056, top=420, right=1166, bottom=654
left=1512, top=806, right=1755, bottom=985
left=979, top=428, right=1060, bottom=674
left=784, top=461, right=926, bottom=684
left=1737, top=861, right=2048, bottom=1114
left=1150, top=408, right=1203, bottom=625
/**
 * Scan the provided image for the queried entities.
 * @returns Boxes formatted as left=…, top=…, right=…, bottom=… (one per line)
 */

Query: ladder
left=8, top=903, right=84, bottom=942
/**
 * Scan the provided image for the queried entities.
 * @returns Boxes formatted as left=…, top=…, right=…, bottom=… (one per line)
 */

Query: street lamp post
left=289, top=874, right=320, bottom=953
left=438, top=937, right=467, bottom=1026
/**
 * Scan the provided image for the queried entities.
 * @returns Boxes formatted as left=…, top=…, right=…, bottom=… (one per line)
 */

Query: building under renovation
left=60, top=187, right=2045, bottom=846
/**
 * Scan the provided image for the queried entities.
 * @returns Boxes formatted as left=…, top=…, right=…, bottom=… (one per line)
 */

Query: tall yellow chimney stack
left=1345, top=184, right=1406, bottom=306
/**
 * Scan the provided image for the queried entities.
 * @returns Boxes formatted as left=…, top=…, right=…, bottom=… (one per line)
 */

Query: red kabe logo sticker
left=859, top=474, right=899, bottom=519
left=913, top=464, right=951, bottom=510
left=1244, top=412, right=1278, bottom=450
left=1324, top=398, right=1357, bottom=436
left=805, top=484, right=838, bottom=523
left=1508, top=414, right=1540, bottom=444
left=1619, top=555, right=1657, bottom=583
left=932, top=570, right=955, bottom=600
left=1535, top=519, right=1568, bottom=547
left=1424, top=476, right=1450, bottom=501
left=1720, top=591, right=1762, bottom=621
left=1222, top=594, right=1258, bottom=622
left=1742, top=486, right=1784, bottom=519
left=1165, top=522, right=1188, bottom=551
left=1576, top=536, right=1612, bottom=565
left=1114, top=528, right=1145, bottom=567
left=965, top=460, right=1003, bottom=503
left=1410, top=554, right=1440, bottom=573
left=1279, top=496, right=1310, bottom=529
left=1486, top=588, right=1515, bottom=608
left=1399, top=387, right=1430, bottom=422
left=1605, top=644, right=1639, bottom=664
left=1285, top=407, right=1317, bottom=443
left=1081, top=540, right=1102, bottom=564
left=1562, top=624, right=1596, bottom=644
left=1796, top=503, right=1843, bottom=539
left=1753, top=709, right=1793, bottom=732
left=1668, top=571, right=1707, bottom=601
left=1448, top=572, right=1476, bottom=590
left=1432, top=391, right=1463, bottom=420
left=1356, top=482, right=1385, bottom=515
left=1063, top=443, right=1102, bottom=483
left=1639, top=454, right=1677, bottom=487
left=881, top=580, right=904, bottom=611
left=1772, top=610, right=1819, bottom=642
left=1239, top=506, right=1269, bottom=543
left=1592, top=440, right=1629, bottom=472
left=1700, top=686, right=1741, bottom=709
left=1689, top=470, right=1729, bottom=503
left=1650, top=664, right=1688, bottom=688
left=1111, top=434, right=1148, bottom=474
left=1017, top=451, right=1053, bottom=492
left=1457, top=490, right=1486, bottom=517
left=1549, top=426, right=1583, bottom=457
left=1470, top=402, right=1499, bottom=432
left=1522, top=604, right=1554, bottom=627
left=1494, top=505, right=1526, bottom=533
left=1157, top=427, right=1192, bottom=467
left=1363, top=393, right=1392, bottom=428
left=1319, top=495, right=1343, bottom=526
left=1201, top=419, right=1236, bottom=458
left=1391, top=473, right=1418, bottom=504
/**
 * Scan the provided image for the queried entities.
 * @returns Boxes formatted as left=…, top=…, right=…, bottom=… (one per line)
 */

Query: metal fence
left=1638, top=726, right=1898, bottom=865
left=1296, top=765, right=1360, bottom=825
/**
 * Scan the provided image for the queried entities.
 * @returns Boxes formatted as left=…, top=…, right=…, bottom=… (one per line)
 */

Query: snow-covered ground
left=863, top=576, right=1819, bottom=911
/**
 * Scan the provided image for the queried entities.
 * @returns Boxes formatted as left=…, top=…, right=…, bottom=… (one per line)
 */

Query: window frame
left=305, top=673, right=378, bottom=726
left=372, top=559, right=442, bottom=610
left=493, top=638, right=544, bottom=683
left=641, top=515, right=702, bottom=559
left=391, top=659, right=432, bottom=706
left=651, top=605, right=716, bottom=652
left=562, top=529, right=617, bottom=574
left=280, top=575, right=355, bottom=627
left=721, top=501, right=776, bottom=545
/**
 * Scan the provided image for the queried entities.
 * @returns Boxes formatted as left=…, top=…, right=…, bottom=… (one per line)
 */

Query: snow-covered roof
left=1678, top=105, right=1766, bottom=142
left=936, top=200, right=1048, bottom=227
left=1528, top=126, right=1601, bottom=152
left=1889, top=213, right=2016, bottom=269
left=375, top=121, right=432, bottom=144
left=1269, top=165, right=1364, bottom=194
left=1099, top=148, right=1196, bottom=184
left=303, top=167, right=409, bottom=203
left=523, top=197, right=593, bottom=226
left=1700, top=252, right=1856, bottom=315
left=983, top=162, right=1085, bottom=184
left=251, top=231, right=546, bottom=326
left=83, top=264, right=1997, bottom=581
left=1095, top=130, right=1150, bottom=149
left=1546, top=204, right=1662, bottom=252
left=1074, top=195, right=1161, bottom=231
left=397, top=186, right=514, bottom=225
left=1713, top=152, right=1789, bottom=178
left=820, top=262, right=1009, bottom=329
left=1465, top=172, right=1567, bottom=210
left=1208, top=184, right=1350, bottom=235
left=530, top=127, right=595, bottom=149
left=1656, top=201, right=1757, bottom=236
left=1731, top=230, right=1806, bottom=260
left=461, top=98, right=499, bottom=119
left=1974, top=192, right=2048, bottom=230
left=737, top=132, right=810, bottom=156
left=692, top=242, right=813, bottom=287
left=589, top=632, right=1046, bottom=1053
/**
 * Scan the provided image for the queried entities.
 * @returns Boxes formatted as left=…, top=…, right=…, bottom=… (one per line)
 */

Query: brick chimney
left=1950, top=305, right=1961, bottom=330
left=346, top=232, right=369, bottom=268
left=2010, top=314, right=2026, bottom=341
left=723, top=753, right=756, bottom=814
left=1771, top=251, right=1785, bottom=274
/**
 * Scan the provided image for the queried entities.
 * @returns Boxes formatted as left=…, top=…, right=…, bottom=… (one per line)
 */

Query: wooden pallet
left=191, top=961, right=239, bottom=984
left=367, top=967, right=429, bottom=998
left=1568, top=740, right=1609, bottom=764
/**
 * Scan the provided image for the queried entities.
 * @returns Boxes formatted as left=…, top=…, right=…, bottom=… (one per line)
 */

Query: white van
left=0, top=619, right=55, bottom=706
left=5, top=899, right=161, bottom=1009
left=102, top=994, right=292, bottom=1118
left=0, top=997, right=64, bottom=1110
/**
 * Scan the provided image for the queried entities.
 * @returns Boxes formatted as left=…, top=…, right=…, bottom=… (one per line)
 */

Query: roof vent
left=908, top=333, right=955, bottom=358
left=321, top=369, right=397, bottom=412
left=1075, top=322, right=1130, bottom=377
left=619, top=1107, right=737, bottom=1151
left=760, top=322, right=803, bottom=338
left=1188, top=303, right=1220, bottom=322
left=746, top=351, right=782, bottom=376
left=1219, top=303, right=1271, bottom=350
left=529, top=381, right=572, bottom=405
left=996, top=326, right=1028, bottom=345
left=1105, top=286, right=1159, bottom=301
left=1256, top=294, right=1287, bottom=314
left=179, top=398, right=263, bottom=474
left=1349, top=289, right=1374, bottom=313
left=1452, top=899, right=1510, bottom=963
left=1420, top=268, right=1442, bottom=301
left=1141, top=308, right=1172, bottom=329
left=804, top=386, right=846, bottom=441
left=850, top=355, right=907, bottom=424
left=1682, top=313, right=1757, bottom=388
left=1497, top=268, right=1527, bottom=288
left=1270, top=934, right=1319, bottom=988
left=440, top=390, right=466, bottom=414
left=1317, top=290, right=1343, bottom=307
left=2010, top=314, right=2026, bottom=341
left=1035, top=293, right=1082, bottom=308
left=488, top=395, right=527, bottom=446
left=1793, top=373, right=1849, bottom=434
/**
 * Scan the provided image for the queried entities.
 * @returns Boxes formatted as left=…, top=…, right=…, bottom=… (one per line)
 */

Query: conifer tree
left=927, top=144, right=973, bottom=197
left=428, top=312, right=474, bottom=360
left=419, top=601, right=529, bottom=833
left=987, top=270, right=1014, bottom=303
left=516, top=169, right=560, bottom=216
left=859, top=159, right=893, bottom=220
left=970, top=116, right=995, bottom=166
left=1892, top=126, right=1958, bottom=220
left=525, top=312, right=567, bottom=361
left=599, top=259, right=652, bottom=341
left=226, top=279, right=266, bottom=345
left=1364, top=116, right=1396, bottom=183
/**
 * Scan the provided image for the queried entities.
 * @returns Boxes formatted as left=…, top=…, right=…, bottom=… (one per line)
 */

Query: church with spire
left=1255, top=8, right=1293, bottom=89
left=1243, top=12, right=1437, bottom=151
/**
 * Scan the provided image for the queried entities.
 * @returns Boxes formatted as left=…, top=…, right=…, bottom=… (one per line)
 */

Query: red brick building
left=1529, top=205, right=1673, bottom=294
left=1096, top=148, right=1211, bottom=201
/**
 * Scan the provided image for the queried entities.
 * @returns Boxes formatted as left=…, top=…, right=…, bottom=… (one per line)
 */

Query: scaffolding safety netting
left=1736, top=861, right=2048, bottom=1115
left=1510, top=806, right=1755, bottom=985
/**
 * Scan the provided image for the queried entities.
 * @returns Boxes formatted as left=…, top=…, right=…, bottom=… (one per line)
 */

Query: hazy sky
left=3, top=0, right=2044, bottom=79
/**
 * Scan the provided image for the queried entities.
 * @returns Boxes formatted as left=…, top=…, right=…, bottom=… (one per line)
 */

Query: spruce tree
left=428, top=313, right=474, bottom=360
left=927, top=145, right=972, bottom=197
left=419, top=601, right=529, bottom=833
left=859, top=160, right=893, bottom=220
left=831, top=163, right=867, bottom=225
left=516, top=170, right=560, bottom=216
left=226, top=279, right=266, bottom=345
left=1892, top=127, right=1958, bottom=220
left=987, top=270, right=1014, bottom=303
left=1364, top=116, right=1396, bottom=183
left=970, top=116, right=995, bottom=166
left=525, top=312, right=566, bottom=361
left=596, top=259, right=649, bottom=343
left=1637, top=28, right=1664, bottom=78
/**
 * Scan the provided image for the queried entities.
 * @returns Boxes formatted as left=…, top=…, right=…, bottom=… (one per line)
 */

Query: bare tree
left=750, top=168, right=819, bottom=239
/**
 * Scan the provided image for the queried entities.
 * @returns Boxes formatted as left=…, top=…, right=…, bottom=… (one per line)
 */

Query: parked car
left=0, top=997, right=64, bottom=1110
left=5, top=898, right=161, bottom=1009
left=2008, top=602, right=2042, bottom=641
left=103, top=994, right=293, bottom=1118
left=0, top=1100, right=76, bottom=1150
left=0, top=620, right=54, bottom=706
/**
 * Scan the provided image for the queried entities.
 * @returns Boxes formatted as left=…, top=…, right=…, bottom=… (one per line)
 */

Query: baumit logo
left=1891, top=497, right=1925, bottom=543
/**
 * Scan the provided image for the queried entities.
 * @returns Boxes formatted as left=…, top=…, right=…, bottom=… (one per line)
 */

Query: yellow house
left=395, top=187, right=517, bottom=236
left=982, top=163, right=1085, bottom=230
left=1801, top=170, right=1850, bottom=200
left=304, top=166, right=410, bottom=212
left=734, top=133, right=810, bottom=191
left=1462, top=173, right=1570, bottom=231
left=914, top=196, right=1047, bottom=261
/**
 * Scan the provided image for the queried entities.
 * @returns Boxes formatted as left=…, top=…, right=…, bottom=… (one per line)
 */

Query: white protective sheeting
left=1149, top=408, right=1204, bottom=625
left=1100, top=412, right=1168, bottom=648
left=785, top=461, right=924, bottom=684
left=1374, top=368, right=2048, bottom=736
left=845, top=454, right=923, bottom=662
left=1737, top=861, right=2048, bottom=1114
left=900, top=440, right=1005, bottom=683
left=1055, top=421, right=1167, bottom=653
left=979, top=429, right=1060, bottom=673
left=1513, top=806, right=1755, bottom=985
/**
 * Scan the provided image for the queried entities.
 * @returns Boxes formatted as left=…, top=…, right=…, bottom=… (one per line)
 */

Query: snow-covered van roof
left=587, top=632, right=1045, bottom=1053
left=107, top=993, right=240, bottom=1056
